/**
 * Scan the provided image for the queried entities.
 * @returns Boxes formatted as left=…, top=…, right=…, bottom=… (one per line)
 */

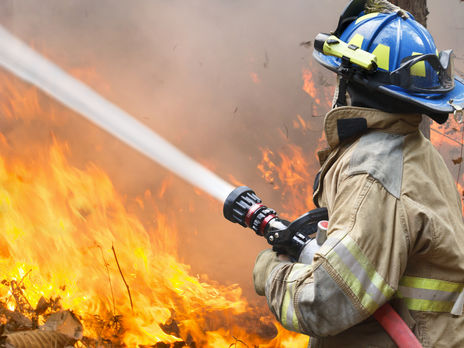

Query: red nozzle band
left=259, top=214, right=277, bottom=236
left=245, top=203, right=264, bottom=227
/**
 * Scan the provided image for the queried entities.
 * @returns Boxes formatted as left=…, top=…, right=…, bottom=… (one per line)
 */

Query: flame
left=250, top=72, right=260, bottom=84
left=257, top=144, right=316, bottom=220
left=293, top=114, right=309, bottom=132
left=228, top=174, right=246, bottom=188
left=431, top=118, right=464, bottom=214
left=0, top=71, right=309, bottom=346
left=302, top=68, right=320, bottom=105
left=302, top=64, right=335, bottom=117
left=257, top=109, right=330, bottom=220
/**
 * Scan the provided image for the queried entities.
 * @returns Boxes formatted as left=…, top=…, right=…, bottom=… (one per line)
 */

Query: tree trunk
left=390, top=0, right=430, bottom=139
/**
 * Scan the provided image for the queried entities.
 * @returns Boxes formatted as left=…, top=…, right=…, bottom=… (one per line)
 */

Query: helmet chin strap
left=332, top=76, right=349, bottom=109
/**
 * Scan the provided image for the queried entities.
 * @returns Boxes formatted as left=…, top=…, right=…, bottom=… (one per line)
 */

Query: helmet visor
left=390, top=50, right=455, bottom=93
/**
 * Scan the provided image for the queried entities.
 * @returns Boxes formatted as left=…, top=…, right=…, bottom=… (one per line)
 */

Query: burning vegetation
left=0, top=65, right=311, bottom=347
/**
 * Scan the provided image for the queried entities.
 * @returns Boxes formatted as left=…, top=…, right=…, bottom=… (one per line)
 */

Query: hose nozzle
left=223, top=186, right=281, bottom=236
left=224, top=186, right=328, bottom=259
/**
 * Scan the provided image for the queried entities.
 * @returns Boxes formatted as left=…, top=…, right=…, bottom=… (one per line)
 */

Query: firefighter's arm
left=253, top=174, right=409, bottom=337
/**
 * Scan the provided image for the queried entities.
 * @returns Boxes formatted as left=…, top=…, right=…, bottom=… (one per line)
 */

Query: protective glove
left=253, top=249, right=285, bottom=296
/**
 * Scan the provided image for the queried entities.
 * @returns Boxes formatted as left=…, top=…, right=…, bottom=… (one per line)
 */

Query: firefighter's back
left=398, top=130, right=464, bottom=348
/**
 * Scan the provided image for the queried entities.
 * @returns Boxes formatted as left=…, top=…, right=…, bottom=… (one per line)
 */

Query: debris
left=1, top=330, right=75, bottom=348
left=34, top=297, right=49, bottom=316
left=299, top=41, right=313, bottom=49
left=264, top=51, right=269, bottom=68
left=228, top=336, right=249, bottom=348
left=453, top=157, right=463, bottom=165
left=147, top=342, right=188, bottom=348
left=0, top=308, right=32, bottom=332
left=8, top=280, right=34, bottom=317
left=42, top=310, right=83, bottom=340
left=234, top=312, right=277, bottom=340
left=160, top=317, right=180, bottom=338
left=152, top=343, right=170, bottom=348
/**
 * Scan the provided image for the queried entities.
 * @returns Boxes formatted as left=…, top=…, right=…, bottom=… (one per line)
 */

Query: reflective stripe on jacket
left=257, top=107, right=464, bottom=348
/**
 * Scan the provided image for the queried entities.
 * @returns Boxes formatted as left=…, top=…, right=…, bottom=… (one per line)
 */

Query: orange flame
left=293, top=114, right=308, bottom=132
left=431, top=118, right=464, bottom=214
left=0, top=70, right=309, bottom=346
left=302, top=68, right=320, bottom=105
left=302, top=63, right=336, bottom=118
left=258, top=144, right=316, bottom=220
left=250, top=72, right=260, bottom=84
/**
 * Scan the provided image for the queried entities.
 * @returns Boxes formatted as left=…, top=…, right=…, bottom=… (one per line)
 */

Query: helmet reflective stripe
left=355, top=12, right=379, bottom=24
left=410, top=52, right=426, bottom=77
left=348, top=33, right=365, bottom=49
left=372, top=44, right=390, bottom=71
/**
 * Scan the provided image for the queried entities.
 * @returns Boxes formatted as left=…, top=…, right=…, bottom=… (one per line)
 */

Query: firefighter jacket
left=253, top=106, right=464, bottom=348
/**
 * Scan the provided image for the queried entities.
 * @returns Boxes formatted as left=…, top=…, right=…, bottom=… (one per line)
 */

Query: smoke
left=0, top=0, right=462, bottom=300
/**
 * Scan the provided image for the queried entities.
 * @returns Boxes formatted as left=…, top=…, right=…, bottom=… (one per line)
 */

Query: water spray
left=0, top=25, right=330, bottom=260
left=0, top=25, right=233, bottom=203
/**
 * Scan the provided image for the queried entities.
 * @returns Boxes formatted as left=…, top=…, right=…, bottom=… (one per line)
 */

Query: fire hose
left=223, top=186, right=423, bottom=348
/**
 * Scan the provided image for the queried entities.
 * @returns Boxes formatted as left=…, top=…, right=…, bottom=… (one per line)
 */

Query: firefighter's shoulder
left=347, top=131, right=404, bottom=199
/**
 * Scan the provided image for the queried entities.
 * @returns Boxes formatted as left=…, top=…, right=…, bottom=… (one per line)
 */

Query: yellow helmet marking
left=411, top=52, right=426, bottom=77
left=355, top=12, right=380, bottom=24
left=348, top=34, right=365, bottom=49
left=372, top=44, right=390, bottom=71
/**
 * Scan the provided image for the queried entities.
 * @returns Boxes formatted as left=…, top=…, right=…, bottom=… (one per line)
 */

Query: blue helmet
left=313, top=0, right=464, bottom=123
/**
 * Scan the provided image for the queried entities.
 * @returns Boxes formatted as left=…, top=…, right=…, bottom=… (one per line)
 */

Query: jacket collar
left=324, top=106, right=422, bottom=149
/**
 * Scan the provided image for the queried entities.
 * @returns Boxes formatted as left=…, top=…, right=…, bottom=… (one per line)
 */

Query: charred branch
left=0, top=307, right=32, bottom=332
left=111, top=244, right=134, bottom=312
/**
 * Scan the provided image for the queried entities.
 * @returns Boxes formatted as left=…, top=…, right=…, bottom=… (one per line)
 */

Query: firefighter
left=252, top=0, right=464, bottom=347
